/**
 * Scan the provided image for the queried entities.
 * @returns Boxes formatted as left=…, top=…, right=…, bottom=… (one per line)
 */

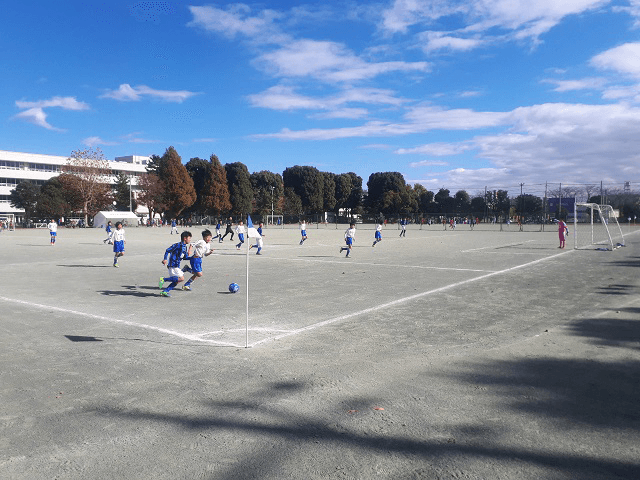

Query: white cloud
left=13, top=95, right=89, bottom=131
left=14, top=107, right=62, bottom=131
left=100, top=84, right=199, bottom=103
left=83, top=136, right=119, bottom=147
left=420, top=32, right=484, bottom=53
left=187, top=4, right=288, bottom=44
left=310, top=108, right=369, bottom=119
left=397, top=142, right=473, bottom=156
left=15, top=96, right=89, bottom=111
left=612, top=0, right=640, bottom=28
left=542, top=77, right=608, bottom=92
left=408, top=159, right=450, bottom=167
left=255, top=39, right=430, bottom=83
left=590, top=42, right=640, bottom=78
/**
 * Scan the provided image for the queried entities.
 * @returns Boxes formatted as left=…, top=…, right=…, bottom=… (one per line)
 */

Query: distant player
left=112, top=222, right=126, bottom=267
left=399, top=218, right=407, bottom=237
left=159, top=231, right=192, bottom=297
left=182, top=229, right=214, bottom=291
left=340, top=223, right=356, bottom=257
left=249, top=222, right=264, bottom=255
left=235, top=221, right=245, bottom=250
left=558, top=219, right=568, bottom=249
left=214, top=220, right=222, bottom=240
left=220, top=217, right=234, bottom=242
left=170, top=219, right=178, bottom=235
left=47, top=219, right=58, bottom=245
left=299, top=220, right=308, bottom=245
left=372, top=222, right=382, bottom=247
left=103, top=221, right=113, bottom=244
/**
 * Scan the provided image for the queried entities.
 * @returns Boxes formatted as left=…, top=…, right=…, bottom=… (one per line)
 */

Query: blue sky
left=3, top=0, right=640, bottom=195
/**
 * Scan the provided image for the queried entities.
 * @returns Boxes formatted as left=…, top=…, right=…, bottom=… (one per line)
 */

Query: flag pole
left=245, top=223, right=249, bottom=348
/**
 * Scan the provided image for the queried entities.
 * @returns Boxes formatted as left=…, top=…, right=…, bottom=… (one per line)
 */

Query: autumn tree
left=62, top=148, right=113, bottom=224
left=137, top=173, right=167, bottom=222
left=159, top=146, right=196, bottom=218
left=225, top=162, right=253, bottom=214
left=250, top=170, right=283, bottom=216
left=185, top=157, right=211, bottom=215
left=200, top=155, right=232, bottom=217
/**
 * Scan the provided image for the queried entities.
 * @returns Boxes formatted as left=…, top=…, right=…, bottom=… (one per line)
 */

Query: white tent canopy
left=93, top=211, right=140, bottom=228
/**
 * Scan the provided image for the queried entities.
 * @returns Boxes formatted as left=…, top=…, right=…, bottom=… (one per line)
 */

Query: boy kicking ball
left=159, top=231, right=192, bottom=297
left=181, top=229, right=214, bottom=291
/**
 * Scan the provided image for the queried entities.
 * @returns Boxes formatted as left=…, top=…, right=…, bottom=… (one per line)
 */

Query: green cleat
left=158, top=277, right=165, bottom=289
left=160, top=291, right=170, bottom=297
left=113, top=263, right=119, bottom=268
left=182, top=285, right=191, bottom=291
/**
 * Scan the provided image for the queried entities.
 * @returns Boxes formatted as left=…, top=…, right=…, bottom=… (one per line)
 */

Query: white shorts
left=167, top=266, right=184, bottom=278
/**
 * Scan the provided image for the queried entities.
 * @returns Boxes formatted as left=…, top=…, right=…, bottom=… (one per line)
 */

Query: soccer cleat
left=182, top=285, right=191, bottom=291
left=160, top=291, right=170, bottom=297
left=113, top=263, right=119, bottom=267
left=158, top=277, right=165, bottom=289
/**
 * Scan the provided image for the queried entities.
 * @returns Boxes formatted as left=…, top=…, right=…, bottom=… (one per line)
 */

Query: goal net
left=573, top=203, right=625, bottom=251
left=0, top=214, right=15, bottom=231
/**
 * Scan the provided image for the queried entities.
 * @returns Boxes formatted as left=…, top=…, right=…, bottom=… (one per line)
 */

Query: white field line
left=0, top=296, right=244, bottom=348
left=248, top=249, right=574, bottom=347
left=462, top=240, right=537, bottom=252
left=0, top=249, right=574, bottom=348
left=261, top=255, right=494, bottom=272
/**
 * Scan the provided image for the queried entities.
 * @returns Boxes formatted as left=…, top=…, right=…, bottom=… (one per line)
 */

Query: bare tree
left=62, top=148, right=112, bottom=224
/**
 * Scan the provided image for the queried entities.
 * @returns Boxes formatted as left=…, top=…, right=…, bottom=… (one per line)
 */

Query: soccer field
left=1, top=224, right=640, bottom=479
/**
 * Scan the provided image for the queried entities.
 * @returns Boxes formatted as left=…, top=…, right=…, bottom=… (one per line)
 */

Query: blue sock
left=164, top=281, right=178, bottom=292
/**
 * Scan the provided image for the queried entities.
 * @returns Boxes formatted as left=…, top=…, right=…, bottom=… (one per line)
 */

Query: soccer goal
left=0, top=214, right=15, bottom=231
left=573, top=203, right=625, bottom=251
left=266, top=214, right=284, bottom=228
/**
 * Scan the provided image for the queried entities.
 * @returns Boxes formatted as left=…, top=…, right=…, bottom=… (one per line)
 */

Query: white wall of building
left=0, top=150, right=150, bottom=220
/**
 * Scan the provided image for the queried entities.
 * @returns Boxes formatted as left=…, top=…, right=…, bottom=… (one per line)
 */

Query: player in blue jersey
left=159, top=231, right=192, bottom=297
left=181, top=229, right=213, bottom=291
left=111, top=222, right=126, bottom=267
left=213, top=220, right=222, bottom=240
left=103, top=221, right=113, bottom=244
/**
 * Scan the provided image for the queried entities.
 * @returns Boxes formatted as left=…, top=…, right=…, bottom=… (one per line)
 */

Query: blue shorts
left=50, top=232, right=57, bottom=237
left=375, top=231, right=381, bottom=240
left=190, top=257, right=203, bottom=273
left=238, top=233, right=244, bottom=243
left=113, top=240, right=125, bottom=253
left=301, top=230, right=307, bottom=237
left=345, top=237, right=353, bottom=246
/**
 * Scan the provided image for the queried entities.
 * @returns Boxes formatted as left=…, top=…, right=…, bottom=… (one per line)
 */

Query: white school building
left=0, top=149, right=150, bottom=223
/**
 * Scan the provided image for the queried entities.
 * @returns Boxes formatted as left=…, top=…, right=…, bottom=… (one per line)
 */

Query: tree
left=112, top=172, right=134, bottom=211
left=160, top=146, right=197, bottom=218
left=335, top=173, right=353, bottom=214
left=185, top=157, right=211, bottom=215
left=470, top=195, right=487, bottom=217
left=495, top=190, right=511, bottom=218
left=283, top=187, right=303, bottom=215
left=62, top=148, right=113, bottom=224
left=282, top=166, right=324, bottom=214
left=434, top=188, right=455, bottom=215
left=225, top=162, right=253, bottom=215
left=413, top=184, right=431, bottom=212
left=366, top=172, right=406, bottom=214
left=9, top=181, right=39, bottom=222
left=137, top=173, right=167, bottom=222
left=344, top=172, right=363, bottom=214
left=454, top=190, right=471, bottom=215
left=322, top=172, right=337, bottom=213
left=36, top=177, right=69, bottom=220
left=250, top=170, right=283, bottom=217
left=514, top=194, right=543, bottom=218
left=201, top=155, right=232, bottom=217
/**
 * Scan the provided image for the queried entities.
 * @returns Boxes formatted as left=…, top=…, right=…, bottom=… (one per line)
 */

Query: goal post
left=266, top=214, right=284, bottom=228
left=573, top=203, right=625, bottom=251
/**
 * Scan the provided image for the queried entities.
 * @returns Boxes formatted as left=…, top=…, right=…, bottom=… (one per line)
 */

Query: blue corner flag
left=247, top=215, right=253, bottom=228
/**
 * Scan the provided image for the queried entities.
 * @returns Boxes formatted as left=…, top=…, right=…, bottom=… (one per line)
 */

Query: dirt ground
left=1, top=224, right=639, bottom=479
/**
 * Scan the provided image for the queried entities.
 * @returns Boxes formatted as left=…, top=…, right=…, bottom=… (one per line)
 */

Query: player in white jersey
left=340, top=223, right=356, bottom=257
left=372, top=222, right=382, bottom=247
left=182, top=229, right=214, bottom=290
left=235, top=221, right=246, bottom=250
left=299, top=220, right=308, bottom=245
left=111, top=222, right=126, bottom=267
left=47, top=219, right=58, bottom=245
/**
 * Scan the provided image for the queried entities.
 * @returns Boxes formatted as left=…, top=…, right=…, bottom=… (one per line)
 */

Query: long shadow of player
left=98, top=290, right=157, bottom=297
